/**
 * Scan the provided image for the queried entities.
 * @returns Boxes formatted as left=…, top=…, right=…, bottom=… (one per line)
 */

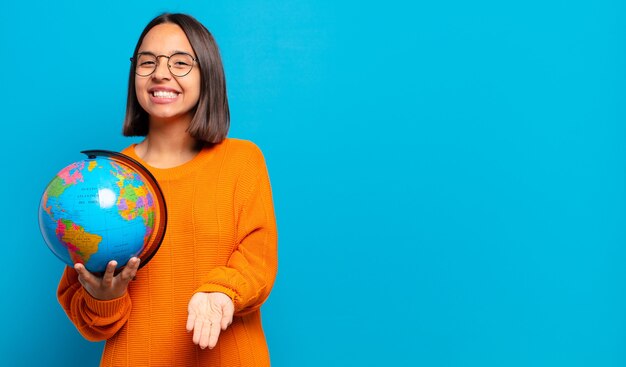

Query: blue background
left=1, top=1, right=625, bottom=366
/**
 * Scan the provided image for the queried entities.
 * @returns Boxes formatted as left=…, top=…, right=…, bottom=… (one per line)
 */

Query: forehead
left=139, top=23, right=194, bottom=54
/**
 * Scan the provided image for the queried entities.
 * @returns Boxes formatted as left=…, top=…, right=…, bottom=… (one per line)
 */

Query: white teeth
left=152, top=90, right=178, bottom=98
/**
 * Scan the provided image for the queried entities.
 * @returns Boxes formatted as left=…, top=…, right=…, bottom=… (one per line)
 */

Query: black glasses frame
left=130, top=52, right=197, bottom=77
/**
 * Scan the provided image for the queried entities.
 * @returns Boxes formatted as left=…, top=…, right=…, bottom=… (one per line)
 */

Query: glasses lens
left=135, top=54, right=157, bottom=76
left=168, top=53, right=194, bottom=77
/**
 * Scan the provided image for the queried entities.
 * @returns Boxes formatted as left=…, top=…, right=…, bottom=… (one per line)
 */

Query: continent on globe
left=40, top=163, right=85, bottom=216
left=56, top=219, right=102, bottom=265
left=112, top=161, right=156, bottom=243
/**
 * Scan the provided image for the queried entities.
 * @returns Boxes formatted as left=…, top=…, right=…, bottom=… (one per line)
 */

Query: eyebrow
left=137, top=49, right=194, bottom=56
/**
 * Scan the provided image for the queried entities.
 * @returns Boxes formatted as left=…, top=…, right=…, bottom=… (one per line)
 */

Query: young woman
left=57, top=13, right=278, bottom=366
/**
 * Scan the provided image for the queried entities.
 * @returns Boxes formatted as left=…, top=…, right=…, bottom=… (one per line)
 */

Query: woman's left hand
left=186, top=292, right=234, bottom=349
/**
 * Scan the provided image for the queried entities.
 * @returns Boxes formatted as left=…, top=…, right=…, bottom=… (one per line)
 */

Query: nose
left=152, top=56, right=171, bottom=80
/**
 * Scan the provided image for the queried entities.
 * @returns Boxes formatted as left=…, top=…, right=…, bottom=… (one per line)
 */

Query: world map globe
left=39, top=150, right=166, bottom=273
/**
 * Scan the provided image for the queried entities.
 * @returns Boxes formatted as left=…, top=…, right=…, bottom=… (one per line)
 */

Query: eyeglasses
left=131, top=52, right=197, bottom=77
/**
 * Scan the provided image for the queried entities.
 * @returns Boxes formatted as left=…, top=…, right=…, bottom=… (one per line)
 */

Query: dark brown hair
left=123, top=13, right=230, bottom=143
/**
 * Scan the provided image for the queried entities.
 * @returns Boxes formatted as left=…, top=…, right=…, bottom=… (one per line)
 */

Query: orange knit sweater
left=57, top=138, right=278, bottom=366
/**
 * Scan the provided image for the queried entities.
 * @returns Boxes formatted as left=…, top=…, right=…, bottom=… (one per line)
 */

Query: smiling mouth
left=151, top=90, right=179, bottom=98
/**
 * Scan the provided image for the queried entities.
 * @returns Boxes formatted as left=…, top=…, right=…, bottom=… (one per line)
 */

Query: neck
left=136, top=117, right=202, bottom=168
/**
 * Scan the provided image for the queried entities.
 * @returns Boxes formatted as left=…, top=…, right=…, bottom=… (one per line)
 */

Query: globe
left=39, top=150, right=166, bottom=273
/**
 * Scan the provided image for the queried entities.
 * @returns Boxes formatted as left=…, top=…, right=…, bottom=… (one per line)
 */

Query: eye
left=136, top=54, right=157, bottom=67
left=170, top=54, right=194, bottom=69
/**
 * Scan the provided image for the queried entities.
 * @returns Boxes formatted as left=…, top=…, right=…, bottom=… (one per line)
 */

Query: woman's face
left=135, top=23, right=201, bottom=125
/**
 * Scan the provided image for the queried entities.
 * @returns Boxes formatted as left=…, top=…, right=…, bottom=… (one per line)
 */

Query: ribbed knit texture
left=57, top=138, right=278, bottom=366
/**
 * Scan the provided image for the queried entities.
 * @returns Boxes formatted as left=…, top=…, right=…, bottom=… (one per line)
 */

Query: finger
left=220, top=317, right=228, bottom=330
left=221, top=305, right=234, bottom=330
left=186, top=312, right=196, bottom=333
left=201, top=318, right=215, bottom=349
left=127, top=257, right=140, bottom=271
left=102, top=261, right=117, bottom=287
left=119, top=258, right=140, bottom=282
left=74, top=263, right=93, bottom=284
left=75, top=272, right=88, bottom=289
left=208, top=318, right=221, bottom=349
left=192, top=317, right=203, bottom=344
left=193, top=318, right=205, bottom=347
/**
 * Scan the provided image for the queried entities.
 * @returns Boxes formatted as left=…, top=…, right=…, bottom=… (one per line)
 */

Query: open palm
left=186, top=292, right=234, bottom=349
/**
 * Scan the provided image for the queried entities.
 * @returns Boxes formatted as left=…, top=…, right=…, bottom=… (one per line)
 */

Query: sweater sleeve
left=195, top=144, right=278, bottom=316
left=57, top=266, right=132, bottom=341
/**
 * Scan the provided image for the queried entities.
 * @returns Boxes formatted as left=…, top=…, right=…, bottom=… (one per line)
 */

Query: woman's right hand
left=74, top=257, right=140, bottom=300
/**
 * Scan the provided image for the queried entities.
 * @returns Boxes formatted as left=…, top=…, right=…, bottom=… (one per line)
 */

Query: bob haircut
left=123, top=13, right=230, bottom=143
